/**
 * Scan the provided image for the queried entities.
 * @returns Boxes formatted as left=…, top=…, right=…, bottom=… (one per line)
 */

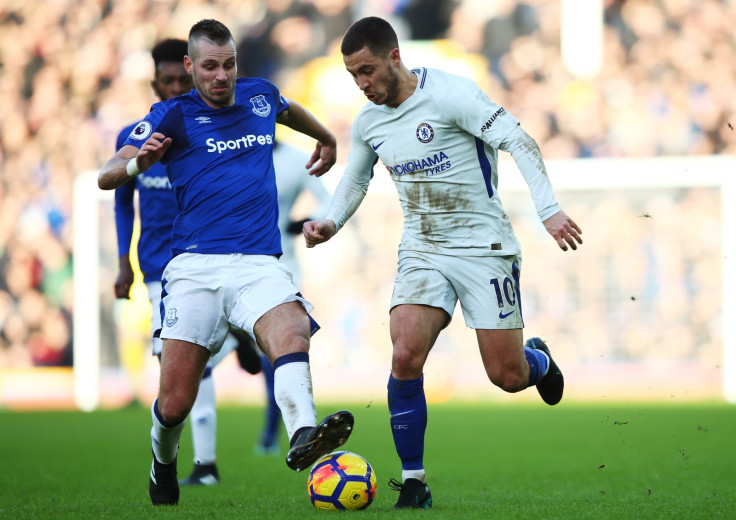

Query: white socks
left=150, top=399, right=186, bottom=464
left=402, top=469, right=426, bottom=483
left=274, top=360, right=317, bottom=441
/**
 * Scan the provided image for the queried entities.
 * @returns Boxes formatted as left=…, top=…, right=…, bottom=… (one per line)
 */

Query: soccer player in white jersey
left=99, top=19, right=353, bottom=506
left=304, top=17, right=583, bottom=509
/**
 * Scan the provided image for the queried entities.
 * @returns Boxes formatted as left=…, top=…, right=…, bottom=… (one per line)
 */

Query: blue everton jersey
left=123, top=77, right=288, bottom=256
left=114, top=123, right=178, bottom=283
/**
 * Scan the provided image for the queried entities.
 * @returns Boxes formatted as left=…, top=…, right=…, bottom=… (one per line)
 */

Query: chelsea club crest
left=250, top=95, right=272, bottom=117
left=416, top=123, right=434, bottom=143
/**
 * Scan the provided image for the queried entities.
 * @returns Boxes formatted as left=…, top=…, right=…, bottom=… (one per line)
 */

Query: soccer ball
left=307, top=451, right=377, bottom=511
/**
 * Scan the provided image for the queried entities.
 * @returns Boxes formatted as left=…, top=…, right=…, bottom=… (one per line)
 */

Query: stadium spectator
left=0, top=0, right=733, bottom=407
left=303, top=16, right=582, bottom=509
left=98, top=19, right=352, bottom=505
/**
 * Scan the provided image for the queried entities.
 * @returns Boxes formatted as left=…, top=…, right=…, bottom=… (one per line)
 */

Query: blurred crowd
left=0, top=0, right=734, bottom=369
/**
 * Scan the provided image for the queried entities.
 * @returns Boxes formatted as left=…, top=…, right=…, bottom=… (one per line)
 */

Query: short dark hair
left=188, top=19, right=234, bottom=58
left=341, top=16, right=399, bottom=57
left=151, top=38, right=188, bottom=70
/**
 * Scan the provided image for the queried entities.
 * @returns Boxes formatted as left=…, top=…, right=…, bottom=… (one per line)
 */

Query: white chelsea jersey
left=341, top=67, right=534, bottom=257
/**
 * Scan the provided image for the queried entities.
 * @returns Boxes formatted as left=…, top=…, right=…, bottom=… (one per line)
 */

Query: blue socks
left=387, top=374, right=427, bottom=471
left=524, top=345, right=549, bottom=387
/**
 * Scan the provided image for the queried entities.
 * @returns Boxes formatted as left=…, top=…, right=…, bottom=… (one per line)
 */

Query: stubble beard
left=193, top=73, right=233, bottom=108
left=383, top=65, right=401, bottom=107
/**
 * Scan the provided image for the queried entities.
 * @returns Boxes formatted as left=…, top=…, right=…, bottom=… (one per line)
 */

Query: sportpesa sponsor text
left=206, top=134, right=274, bottom=153
left=137, top=173, right=171, bottom=189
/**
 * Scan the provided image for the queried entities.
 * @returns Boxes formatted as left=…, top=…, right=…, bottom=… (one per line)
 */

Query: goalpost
left=72, top=155, right=736, bottom=410
left=73, top=171, right=106, bottom=411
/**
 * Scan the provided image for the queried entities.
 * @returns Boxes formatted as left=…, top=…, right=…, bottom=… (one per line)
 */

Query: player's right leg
left=154, top=253, right=259, bottom=500
left=149, top=338, right=211, bottom=505
left=252, top=300, right=353, bottom=471
left=386, top=252, right=456, bottom=508
left=178, top=330, right=242, bottom=486
left=386, top=303, right=447, bottom=509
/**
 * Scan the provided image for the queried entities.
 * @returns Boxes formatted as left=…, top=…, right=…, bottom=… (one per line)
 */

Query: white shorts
left=158, top=253, right=314, bottom=355
left=146, top=281, right=164, bottom=356
left=391, top=250, right=524, bottom=330
left=149, top=280, right=240, bottom=366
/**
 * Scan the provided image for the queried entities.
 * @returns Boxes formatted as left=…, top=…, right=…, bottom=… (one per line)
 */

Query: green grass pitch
left=1, top=401, right=734, bottom=519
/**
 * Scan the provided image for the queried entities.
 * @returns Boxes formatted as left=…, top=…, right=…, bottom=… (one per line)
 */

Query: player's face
left=185, top=38, right=237, bottom=108
left=344, top=46, right=401, bottom=108
left=152, top=61, right=194, bottom=101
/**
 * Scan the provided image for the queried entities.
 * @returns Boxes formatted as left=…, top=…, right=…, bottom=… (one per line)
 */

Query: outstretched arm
left=303, top=219, right=337, bottom=248
left=303, top=164, right=370, bottom=247
left=277, top=100, right=336, bottom=177
left=542, top=209, right=582, bottom=252
left=500, top=125, right=583, bottom=251
left=98, top=133, right=171, bottom=190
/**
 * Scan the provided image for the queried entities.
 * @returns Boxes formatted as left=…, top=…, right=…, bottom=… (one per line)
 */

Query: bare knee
left=391, top=345, right=425, bottom=380
left=488, top=366, right=528, bottom=393
left=290, top=334, right=309, bottom=354
left=156, top=396, right=191, bottom=425
left=255, top=303, right=311, bottom=360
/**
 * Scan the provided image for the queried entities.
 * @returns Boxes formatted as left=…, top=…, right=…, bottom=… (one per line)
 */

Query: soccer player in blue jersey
left=113, top=38, right=265, bottom=488
left=304, top=17, right=583, bottom=509
left=99, top=19, right=353, bottom=506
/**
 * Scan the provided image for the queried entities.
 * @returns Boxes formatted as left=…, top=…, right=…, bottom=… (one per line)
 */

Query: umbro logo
left=195, top=116, right=211, bottom=124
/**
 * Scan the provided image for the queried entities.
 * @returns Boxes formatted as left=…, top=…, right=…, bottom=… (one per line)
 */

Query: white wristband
left=126, top=158, right=142, bottom=177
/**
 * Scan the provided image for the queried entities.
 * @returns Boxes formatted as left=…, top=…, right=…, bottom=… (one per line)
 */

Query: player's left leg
left=254, top=301, right=353, bottom=471
left=455, top=253, right=563, bottom=404
left=525, top=336, right=564, bottom=405
left=229, top=257, right=353, bottom=471
left=476, top=329, right=562, bottom=404
left=476, top=328, right=531, bottom=391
